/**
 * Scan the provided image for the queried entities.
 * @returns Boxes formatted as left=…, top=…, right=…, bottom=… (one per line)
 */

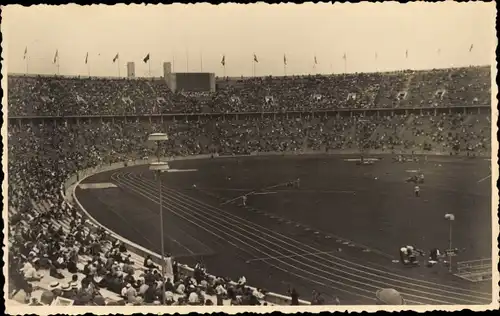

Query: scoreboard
left=168, top=72, right=215, bottom=92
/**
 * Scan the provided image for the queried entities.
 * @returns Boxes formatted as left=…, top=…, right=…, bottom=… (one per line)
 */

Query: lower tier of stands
left=7, top=112, right=491, bottom=307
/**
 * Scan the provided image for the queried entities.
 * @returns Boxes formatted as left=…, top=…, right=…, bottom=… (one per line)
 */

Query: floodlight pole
left=159, top=167, right=165, bottom=302
left=445, top=213, right=455, bottom=273
left=448, top=219, right=453, bottom=273
left=148, top=133, right=169, bottom=305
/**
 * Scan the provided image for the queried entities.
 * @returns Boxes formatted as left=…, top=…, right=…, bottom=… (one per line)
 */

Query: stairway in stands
left=398, top=114, right=415, bottom=138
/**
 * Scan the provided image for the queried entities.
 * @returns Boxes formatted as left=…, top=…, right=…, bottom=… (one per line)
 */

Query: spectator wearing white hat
left=138, top=278, right=149, bottom=296
left=125, top=283, right=138, bottom=302
left=252, top=288, right=265, bottom=300
left=29, top=297, right=44, bottom=306
left=165, top=290, right=175, bottom=305
left=176, top=282, right=186, bottom=295
left=21, top=260, right=43, bottom=281
left=121, top=283, right=129, bottom=297
left=238, top=275, right=247, bottom=287
left=48, top=281, right=62, bottom=298
left=61, top=283, right=77, bottom=300
left=188, top=287, right=200, bottom=305
left=215, top=283, right=227, bottom=306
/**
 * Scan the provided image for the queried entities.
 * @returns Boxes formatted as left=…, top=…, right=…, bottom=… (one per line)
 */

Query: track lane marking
left=128, top=174, right=487, bottom=305
left=111, top=172, right=378, bottom=303
left=148, top=172, right=490, bottom=298
left=115, top=171, right=489, bottom=305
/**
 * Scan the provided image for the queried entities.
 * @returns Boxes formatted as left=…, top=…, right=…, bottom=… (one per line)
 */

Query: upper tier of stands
left=8, top=66, right=490, bottom=116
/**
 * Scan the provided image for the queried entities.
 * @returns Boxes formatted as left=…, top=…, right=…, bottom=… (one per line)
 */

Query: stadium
left=4, top=2, right=498, bottom=311
left=6, top=64, right=494, bottom=307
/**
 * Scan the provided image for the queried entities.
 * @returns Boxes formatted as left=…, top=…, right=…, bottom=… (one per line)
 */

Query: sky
left=2, top=2, right=497, bottom=78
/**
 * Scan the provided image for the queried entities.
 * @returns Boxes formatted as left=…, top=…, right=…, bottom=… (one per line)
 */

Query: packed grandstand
left=7, top=66, right=492, bottom=306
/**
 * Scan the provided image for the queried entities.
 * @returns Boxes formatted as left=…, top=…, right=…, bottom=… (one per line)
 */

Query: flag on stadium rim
left=284, top=54, right=287, bottom=66
left=221, top=55, right=225, bottom=66
left=23, top=46, right=28, bottom=60
left=143, top=53, right=150, bottom=63
left=85, top=52, right=88, bottom=64
left=314, top=56, right=318, bottom=64
left=375, top=52, right=378, bottom=60
left=253, top=53, right=258, bottom=63
left=405, top=49, right=409, bottom=59
left=342, top=52, right=347, bottom=60
left=53, top=49, right=58, bottom=64
left=469, top=44, right=474, bottom=52
left=113, top=53, right=119, bottom=63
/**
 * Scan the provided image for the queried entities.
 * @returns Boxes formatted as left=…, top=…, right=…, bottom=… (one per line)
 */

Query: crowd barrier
left=251, top=148, right=490, bottom=157
left=62, top=149, right=490, bottom=306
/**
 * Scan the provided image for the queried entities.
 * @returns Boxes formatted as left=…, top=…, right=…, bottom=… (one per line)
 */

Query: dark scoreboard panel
left=175, top=72, right=211, bottom=92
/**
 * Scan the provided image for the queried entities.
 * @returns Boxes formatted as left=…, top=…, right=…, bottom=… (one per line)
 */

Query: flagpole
left=57, top=55, right=60, bottom=75
left=149, top=58, right=152, bottom=77
left=117, top=56, right=121, bottom=77
left=87, top=60, right=90, bottom=77
left=25, top=56, right=29, bottom=74
left=313, top=54, right=317, bottom=75
left=283, top=54, right=286, bottom=77
left=344, top=54, right=347, bottom=74
left=469, top=44, right=474, bottom=66
left=437, top=49, right=441, bottom=69
left=200, top=51, right=203, bottom=72
left=252, top=53, right=255, bottom=77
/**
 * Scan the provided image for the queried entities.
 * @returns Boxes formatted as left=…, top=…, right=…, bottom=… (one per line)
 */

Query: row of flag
left=219, top=46, right=476, bottom=66
left=22, top=44, right=476, bottom=66
left=221, top=51, right=390, bottom=67
left=91, top=52, right=150, bottom=64
left=25, top=49, right=153, bottom=65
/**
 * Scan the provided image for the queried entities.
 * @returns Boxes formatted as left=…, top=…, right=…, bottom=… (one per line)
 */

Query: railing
left=64, top=153, right=312, bottom=306
left=7, top=104, right=491, bottom=120
left=454, top=258, right=492, bottom=283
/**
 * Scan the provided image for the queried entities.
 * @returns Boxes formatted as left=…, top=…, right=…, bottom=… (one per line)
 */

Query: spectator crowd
left=7, top=66, right=491, bottom=307
left=7, top=121, right=275, bottom=306
left=8, top=66, right=490, bottom=116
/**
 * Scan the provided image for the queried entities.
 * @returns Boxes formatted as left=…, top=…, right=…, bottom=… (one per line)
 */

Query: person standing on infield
left=414, top=185, right=420, bottom=197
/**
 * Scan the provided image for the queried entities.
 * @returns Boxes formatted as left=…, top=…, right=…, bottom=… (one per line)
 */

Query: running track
left=79, top=168, right=493, bottom=305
